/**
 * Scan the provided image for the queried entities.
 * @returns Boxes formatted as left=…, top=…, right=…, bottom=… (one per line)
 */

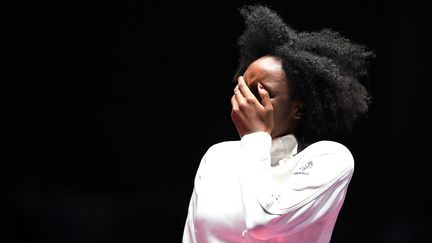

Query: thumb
left=258, top=83, right=271, bottom=108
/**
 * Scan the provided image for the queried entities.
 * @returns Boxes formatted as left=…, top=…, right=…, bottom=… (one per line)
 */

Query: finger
left=258, top=82, right=272, bottom=108
left=233, top=85, right=245, bottom=103
left=231, top=94, right=239, bottom=111
left=237, top=76, right=256, bottom=101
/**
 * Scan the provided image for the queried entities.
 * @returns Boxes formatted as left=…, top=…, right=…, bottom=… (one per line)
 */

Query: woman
left=183, top=5, right=374, bottom=243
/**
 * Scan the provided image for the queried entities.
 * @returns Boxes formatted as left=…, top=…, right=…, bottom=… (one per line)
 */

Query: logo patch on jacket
left=293, top=161, right=313, bottom=175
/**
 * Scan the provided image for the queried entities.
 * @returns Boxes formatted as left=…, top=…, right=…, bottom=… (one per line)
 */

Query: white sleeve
left=238, top=132, right=354, bottom=240
left=182, top=152, right=209, bottom=243
left=182, top=187, right=198, bottom=243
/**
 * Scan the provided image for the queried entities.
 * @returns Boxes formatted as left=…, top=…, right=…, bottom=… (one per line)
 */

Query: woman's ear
left=294, top=102, right=304, bottom=120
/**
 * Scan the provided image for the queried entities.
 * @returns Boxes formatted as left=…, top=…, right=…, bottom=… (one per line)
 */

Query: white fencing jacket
left=183, top=132, right=354, bottom=243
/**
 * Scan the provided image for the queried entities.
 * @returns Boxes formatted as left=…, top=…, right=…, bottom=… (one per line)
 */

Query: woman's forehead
left=244, top=57, right=286, bottom=85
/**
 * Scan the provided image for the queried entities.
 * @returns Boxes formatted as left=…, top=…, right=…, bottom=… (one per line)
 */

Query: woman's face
left=242, top=56, right=303, bottom=138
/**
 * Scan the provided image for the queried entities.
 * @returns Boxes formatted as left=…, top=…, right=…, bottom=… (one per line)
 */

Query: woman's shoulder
left=303, top=140, right=352, bottom=155
left=295, top=140, right=354, bottom=171
left=206, top=140, right=241, bottom=155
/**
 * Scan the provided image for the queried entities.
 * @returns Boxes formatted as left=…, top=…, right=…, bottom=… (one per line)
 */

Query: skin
left=231, top=55, right=303, bottom=138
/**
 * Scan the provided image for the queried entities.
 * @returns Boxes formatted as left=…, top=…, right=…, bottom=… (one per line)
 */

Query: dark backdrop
left=3, top=0, right=430, bottom=242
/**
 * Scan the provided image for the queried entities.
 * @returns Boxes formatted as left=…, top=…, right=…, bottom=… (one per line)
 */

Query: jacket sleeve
left=238, top=132, right=354, bottom=240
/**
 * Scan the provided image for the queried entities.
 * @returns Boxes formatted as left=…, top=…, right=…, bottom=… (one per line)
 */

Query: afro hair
left=234, top=4, right=375, bottom=146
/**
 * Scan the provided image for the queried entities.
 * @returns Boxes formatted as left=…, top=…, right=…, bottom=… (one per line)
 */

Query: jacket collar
left=270, top=134, right=298, bottom=166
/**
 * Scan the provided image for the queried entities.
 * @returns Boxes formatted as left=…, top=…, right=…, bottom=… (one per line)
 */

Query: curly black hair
left=234, top=4, right=375, bottom=145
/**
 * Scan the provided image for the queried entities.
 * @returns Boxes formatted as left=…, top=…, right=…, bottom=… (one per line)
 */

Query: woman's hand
left=231, top=76, right=274, bottom=138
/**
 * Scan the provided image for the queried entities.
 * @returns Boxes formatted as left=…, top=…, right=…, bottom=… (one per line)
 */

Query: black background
left=3, top=0, right=431, bottom=242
